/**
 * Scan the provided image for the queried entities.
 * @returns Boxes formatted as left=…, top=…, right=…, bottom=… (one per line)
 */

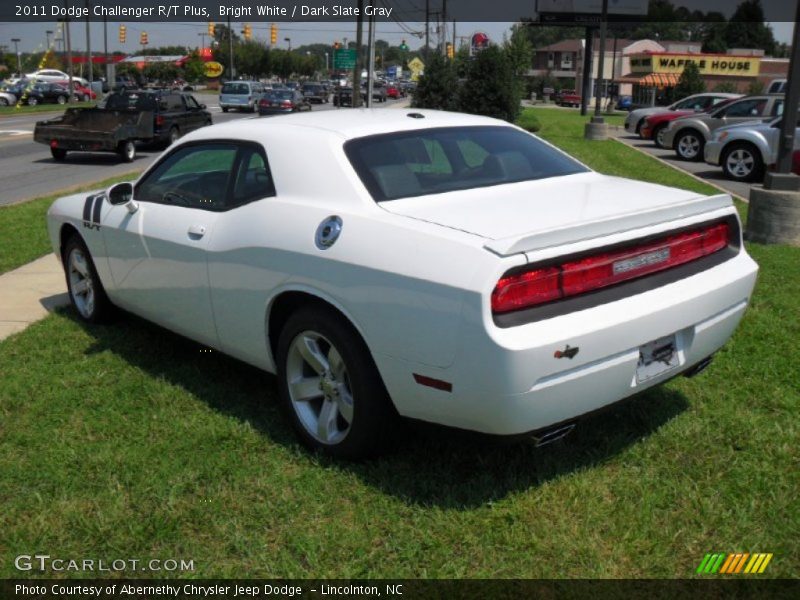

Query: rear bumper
left=376, top=250, right=758, bottom=435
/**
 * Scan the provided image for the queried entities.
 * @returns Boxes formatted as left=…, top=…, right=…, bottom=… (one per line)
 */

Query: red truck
left=557, top=89, right=581, bottom=108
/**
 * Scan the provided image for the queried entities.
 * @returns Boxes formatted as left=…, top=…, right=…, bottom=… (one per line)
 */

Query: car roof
left=187, top=109, right=507, bottom=142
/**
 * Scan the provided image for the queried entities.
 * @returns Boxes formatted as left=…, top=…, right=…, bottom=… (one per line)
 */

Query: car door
left=183, top=94, right=207, bottom=132
left=100, top=142, right=240, bottom=346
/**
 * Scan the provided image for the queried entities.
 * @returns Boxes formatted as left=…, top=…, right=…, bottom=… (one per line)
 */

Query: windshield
left=345, top=126, right=588, bottom=202
left=221, top=83, right=250, bottom=95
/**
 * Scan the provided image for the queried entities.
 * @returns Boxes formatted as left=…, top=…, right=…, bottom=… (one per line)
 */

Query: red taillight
left=282, top=100, right=293, bottom=108
left=50, top=140, right=58, bottom=148
left=491, top=222, right=730, bottom=314
left=155, top=115, right=165, bottom=126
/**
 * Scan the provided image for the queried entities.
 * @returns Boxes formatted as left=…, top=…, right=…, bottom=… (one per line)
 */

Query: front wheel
left=57, top=95, right=67, bottom=105
left=675, top=130, right=705, bottom=161
left=722, top=143, right=765, bottom=182
left=276, top=306, right=398, bottom=459
left=63, top=236, right=114, bottom=323
left=118, top=140, right=136, bottom=163
left=28, top=97, right=39, bottom=106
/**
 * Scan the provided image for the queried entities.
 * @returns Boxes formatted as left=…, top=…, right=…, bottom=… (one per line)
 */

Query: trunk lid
left=380, top=172, right=733, bottom=256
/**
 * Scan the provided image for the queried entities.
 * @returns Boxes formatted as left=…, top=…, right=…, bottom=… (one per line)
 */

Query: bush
left=674, top=62, right=706, bottom=99
left=712, top=82, right=738, bottom=93
left=516, top=111, right=541, bottom=132
left=458, top=46, right=521, bottom=122
left=411, top=53, right=459, bottom=111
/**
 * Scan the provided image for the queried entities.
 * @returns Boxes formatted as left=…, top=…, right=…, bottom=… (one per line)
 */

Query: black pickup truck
left=33, top=90, right=213, bottom=162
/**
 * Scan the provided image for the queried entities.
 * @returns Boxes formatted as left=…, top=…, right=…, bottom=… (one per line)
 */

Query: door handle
left=188, top=224, right=206, bottom=239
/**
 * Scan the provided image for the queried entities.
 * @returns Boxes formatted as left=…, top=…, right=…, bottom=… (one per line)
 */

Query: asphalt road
left=613, top=130, right=752, bottom=201
left=0, top=93, right=407, bottom=206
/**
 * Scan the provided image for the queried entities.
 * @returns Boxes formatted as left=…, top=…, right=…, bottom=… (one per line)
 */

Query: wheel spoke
left=71, top=253, right=89, bottom=277
left=72, top=278, right=89, bottom=295
left=317, top=398, right=339, bottom=442
left=298, top=335, right=329, bottom=375
left=328, top=346, right=345, bottom=380
left=335, top=386, right=354, bottom=423
left=290, top=375, right=323, bottom=403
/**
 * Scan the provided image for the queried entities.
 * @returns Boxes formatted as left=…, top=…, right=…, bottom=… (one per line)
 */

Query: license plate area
left=637, top=334, right=679, bottom=382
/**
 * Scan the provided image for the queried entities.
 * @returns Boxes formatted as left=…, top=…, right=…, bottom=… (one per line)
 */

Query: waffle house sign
left=630, top=53, right=761, bottom=77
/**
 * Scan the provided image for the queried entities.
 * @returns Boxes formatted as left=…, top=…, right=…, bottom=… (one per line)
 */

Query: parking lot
left=0, top=92, right=408, bottom=206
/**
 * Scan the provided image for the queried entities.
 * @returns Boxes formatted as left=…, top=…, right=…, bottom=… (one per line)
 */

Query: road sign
left=333, top=48, right=356, bottom=70
left=407, top=57, right=424, bottom=81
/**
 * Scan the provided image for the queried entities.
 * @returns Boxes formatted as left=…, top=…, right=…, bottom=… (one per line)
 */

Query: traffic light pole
left=366, top=13, right=375, bottom=107
left=227, top=15, right=234, bottom=79
left=352, top=0, right=364, bottom=108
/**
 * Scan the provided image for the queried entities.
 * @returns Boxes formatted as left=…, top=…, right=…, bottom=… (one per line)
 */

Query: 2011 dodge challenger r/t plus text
left=46, top=109, right=758, bottom=458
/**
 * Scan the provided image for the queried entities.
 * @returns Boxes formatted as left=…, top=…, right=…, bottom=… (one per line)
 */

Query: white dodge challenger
left=47, top=109, right=758, bottom=457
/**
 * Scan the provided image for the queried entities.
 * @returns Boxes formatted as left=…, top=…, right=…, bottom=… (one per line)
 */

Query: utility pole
left=585, top=0, right=609, bottom=140
left=442, top=0, right=447, bottom=56
left=46, top=30, right=53, bottom=49
left=425, top=0, right=430, bottom=54
left=11, top=38, right=21, bottom=76
left=198, top=32, right=207, bottom=52
left=85, top=0, right=92, bottom=86
left=227, top=15, right=234, bottom=78
left=353, top=0, right=364, bottom=107
left=103, top=16, right=110, bottom=86
left=366, top=13, right=376, bottom=107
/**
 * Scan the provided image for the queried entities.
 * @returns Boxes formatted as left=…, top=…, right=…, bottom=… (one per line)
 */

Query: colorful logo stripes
left=696, top=553, right=773, bottom=574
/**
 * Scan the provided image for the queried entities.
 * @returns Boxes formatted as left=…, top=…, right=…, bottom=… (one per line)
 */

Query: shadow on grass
left=68, top=307, right=690, bottom=509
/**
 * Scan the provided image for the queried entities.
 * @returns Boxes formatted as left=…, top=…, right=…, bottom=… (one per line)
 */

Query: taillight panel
left=492, top=217, right=740, bottom=327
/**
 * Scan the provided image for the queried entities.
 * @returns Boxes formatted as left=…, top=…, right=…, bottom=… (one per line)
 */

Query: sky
left=0, top=20, right=795, bottom=55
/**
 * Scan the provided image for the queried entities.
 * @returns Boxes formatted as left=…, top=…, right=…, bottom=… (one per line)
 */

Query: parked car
left=301, top=83, right=328, bottom=104
left=615, top=95, right=633, bottom=111
left=25, top=82, right=72, bottom=106
left=0, top=85, right=20, bottom=106
left=704, top=115, right=800, bottom=182
left=624, top=93, right=742, bottom=136
left=641, top=98, right=739, bottom=148
left=112, top=75, right=140, bottom=92
left=386, top=84, right=401, bottom=99
left=258, top=90, right=311, bottom=115
left=220, top=80, right=264, bottom=113
left=766, top=79, right=786, bottom=94
left=557, top=90, right=581, bottom=107
left=54, top=81, right=97, bottom=102
left=34, top=90, right=212, bottom=162
left=46, top=109, right=757, bottom=457
left=27, top=69, right=89, bottom=87
left=662, top=95, right=785, bottom=161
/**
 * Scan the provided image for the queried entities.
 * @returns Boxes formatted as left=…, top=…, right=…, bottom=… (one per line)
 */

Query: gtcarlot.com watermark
left=15, top=554, right=194, bottom=573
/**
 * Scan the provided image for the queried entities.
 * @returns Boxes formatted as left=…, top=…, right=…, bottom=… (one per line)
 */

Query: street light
left=11, top=38, right=21, bottom=76
left=284, top=37, right=291, bottom=51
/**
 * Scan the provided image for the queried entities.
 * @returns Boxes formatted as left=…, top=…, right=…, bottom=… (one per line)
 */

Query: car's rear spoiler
left=483, top=194, right=733, bottom=257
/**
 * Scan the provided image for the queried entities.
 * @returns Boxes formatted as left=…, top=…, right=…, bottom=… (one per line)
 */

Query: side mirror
left=107, top=182, right=138, bottom=214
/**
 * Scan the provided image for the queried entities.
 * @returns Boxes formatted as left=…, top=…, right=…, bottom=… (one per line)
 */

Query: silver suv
left=662, top=95, right=785, bottom=161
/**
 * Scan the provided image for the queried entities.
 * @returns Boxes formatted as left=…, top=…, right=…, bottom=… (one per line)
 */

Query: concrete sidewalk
left=0, top=253, right=69, bottom=342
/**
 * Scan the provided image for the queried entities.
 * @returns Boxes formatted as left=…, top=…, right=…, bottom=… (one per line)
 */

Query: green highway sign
left=333, top=48, right=357, bottom=70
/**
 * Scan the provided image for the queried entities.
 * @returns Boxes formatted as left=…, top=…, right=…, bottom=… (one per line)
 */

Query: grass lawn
left=0, top=173, right=140, bottom=275
left=0, top=102, right=95, bottom=117
left=0, top=108, right=797, bottom=578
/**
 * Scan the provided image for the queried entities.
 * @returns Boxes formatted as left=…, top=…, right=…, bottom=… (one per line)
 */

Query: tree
left=505, top=24, right=533, bottom=78
left=674, top=62, right=706, bottom=99
left=411, top=52, right=459, bottom=111
left=182, top=52, right=206, bottom=84
left=724, top=0, right=776, bottom=56
left=459, top=46, right=521, bottom=122
left=236, top=40, right=268, bottom=78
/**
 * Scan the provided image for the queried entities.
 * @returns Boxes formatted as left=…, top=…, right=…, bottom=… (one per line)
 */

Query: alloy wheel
left=286, top=330, right=354, bottom=445
left=726, top=148, right=755, bottom=179
left=68, top=247, right=95, bottom=319
left=678, top=134, right=701, bottom=159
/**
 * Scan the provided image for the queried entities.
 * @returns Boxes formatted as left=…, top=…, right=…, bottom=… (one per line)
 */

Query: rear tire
left=652, top=124, right=668, bottom=148
left=276, top=305, right=398, bottom=459
left=168, top=126, right=180, bottom=145
left=51, top=148, right=67, bottom=161
left=63, top=235, right=114, bottom=324
left=28, top=97, right=39, bottom=106
left=722, top=142, right=765, bottom=183
left=57, top=95, right=67, bottom=105
left=118, top=140, right=136, bottom=163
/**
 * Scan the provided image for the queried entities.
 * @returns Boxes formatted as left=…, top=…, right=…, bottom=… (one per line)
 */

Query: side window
left=135, top=144, right=238, bottom=210
left=772, top=100, right=784, bottom=117
left=232, top=146, right=276, bottom=206
left=165, top=94, right=184, bottom=111
left=723, top=99, right=767, bottom=118
left=185, top=95, right=201, bottom=109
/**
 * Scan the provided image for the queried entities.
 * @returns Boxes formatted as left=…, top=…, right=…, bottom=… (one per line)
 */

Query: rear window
left=222, top=83, right=250, bottom=95
left=345, top=126, right=588, bottom=202
left=103, top=92, right=157, bottom=111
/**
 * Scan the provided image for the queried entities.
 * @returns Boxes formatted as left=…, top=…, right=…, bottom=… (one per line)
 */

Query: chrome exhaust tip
left=532, top=422, right=576, bottom=447
left=683, top=356, right=714, bottom=379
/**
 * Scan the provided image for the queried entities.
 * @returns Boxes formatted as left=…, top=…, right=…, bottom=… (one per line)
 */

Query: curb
left=610, top=132, right=748, bottom=204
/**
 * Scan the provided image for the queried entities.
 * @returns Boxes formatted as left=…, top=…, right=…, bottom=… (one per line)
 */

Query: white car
left=46, top=109, right=758, bottom=457
left=624, top=93, right=742, bottom=136
left=27, top=70, right=90, bottom=87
